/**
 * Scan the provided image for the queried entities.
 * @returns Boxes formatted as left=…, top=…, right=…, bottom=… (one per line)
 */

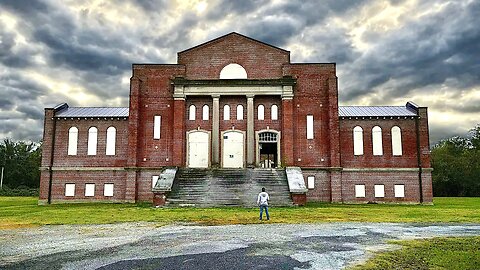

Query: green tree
left=431, top=125, right=480, bottom=196
left=0, top=139, right=42, bottom=189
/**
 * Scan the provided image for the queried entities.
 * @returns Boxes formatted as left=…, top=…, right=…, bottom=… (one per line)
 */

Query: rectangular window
left=85, top=184, right=95, bottom=197
left=394, top=184, right=405, bottom=198
left=104, top=184, right=114, bottom=197
left=374, top=184, right=385, bottom=198
left=355, top=185, right=365, bottom=198
left=306, top=115, right=314, bottom=139
left=154, top=116, right=161, bottom=139
left=65, top=184, right=75, bottom=197
left=152, top=175, right=159, bottom=189
left=307, top=176, right=315, bottom=189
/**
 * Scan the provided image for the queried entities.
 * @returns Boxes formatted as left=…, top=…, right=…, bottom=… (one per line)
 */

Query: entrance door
left=222, top=131, right=244, bottom=168
left=187, top=131, right=209, bottom=168
left=259, top=142, right=277, bottom=168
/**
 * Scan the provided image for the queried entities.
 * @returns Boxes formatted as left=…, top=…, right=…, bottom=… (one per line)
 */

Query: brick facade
left=39, top=32, right=433, bottom=205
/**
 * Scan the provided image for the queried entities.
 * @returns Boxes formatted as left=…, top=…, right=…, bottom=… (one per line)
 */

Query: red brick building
left=39, top=33, right=433, bottom=205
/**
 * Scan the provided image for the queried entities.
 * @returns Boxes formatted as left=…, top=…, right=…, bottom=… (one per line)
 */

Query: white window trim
left=271, top=105, right=278, bottom=120
left=67, top=127, right=78, bottom=155
left=372, top=126, right=383, bottom=156
left=85, top=184, right=95, bottom=197
left=394, top=184, right=405, bottom=198
left=104, top=183, right=114, bottom=197
left=353, top=126, right=364, bottom=156
left=257, top=105, right=264, bottom=120
left=374, top=184, right=385, bottom=198
left=307, top=176, right=315, bottom=189
left=154, top=116, right=161, bottom=139
left=223, top=105, right=230, bottom=120
left=189, top=105, right=196, bottom=121
left=202, top=105, right=209, bottom=121
left=236, top=104, right=244, bottom=120
left=87, top=127, right=98, bottom=155
left=106, top=127, right=116, bottom=155
left=306, top=115, right=314, bottom=139
left=391, top=126, right=403, bottom=156
left=65, top=184, right=75, bottom=197
left=355, top=184, right=365, bottom=198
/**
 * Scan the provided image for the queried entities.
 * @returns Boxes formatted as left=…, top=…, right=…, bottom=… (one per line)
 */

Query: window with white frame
left=104, top=183, right=114, bottom=197
left=306, top=115, right=314, bottom=139
left=271, top=105, right=278, bottom=120
left=152, top=175, right=159, bottom=188
left=391, top=126, right=402, bottom=156
left=67, top=127, right=78, bottom=155
left=374, top=184, right=385, bottom=198
left=153, top=116, right=161, bottom=139
left=372, top=126, right=383, bottom=156
left=87, top=127, right=98, bottom=155
left=65, top=184, right=75, bottom=197
left=202, top=105, right=209, bottom=120
left=394, top=184, right=405, bottom=198
left=236, top=104, right=244, bottom=120
left=307, top=176, right=315, bottom=189
left=106, top=127, right=116, bottom=155
left=223, top=105, right=230, bottom=120
left=85, top=184, right=95, bottom=197
left=189, top=105, right=196, bottom=120
left=257, top=105, right=264, bottom=120
left=353, top=126, right=364, bottom=155
left=355, top=184, right=365, bottom=198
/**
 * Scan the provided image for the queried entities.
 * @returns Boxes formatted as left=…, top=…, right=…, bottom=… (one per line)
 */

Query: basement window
left=65, top=184, right=75, bottom=197
left=85, top=184, right=95, bottom=197
left=307, top=176, right=315, bottom=189
left=374, top=184, right=385, bottom=198
left=394, top=184, right=405, bottom=198
left=355, top=185, right=365, bottom=198
left=104, top=184, right=114, bottom=197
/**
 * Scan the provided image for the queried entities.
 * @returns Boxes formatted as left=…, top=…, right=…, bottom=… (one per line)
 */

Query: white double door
left=222, top=131, right=244, bottom=168
left=187, top=131, right=209, bottom=168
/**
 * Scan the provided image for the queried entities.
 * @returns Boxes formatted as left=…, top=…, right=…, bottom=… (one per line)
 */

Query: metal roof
left=55, top=107, right=129, bottom=118
left=338, top=106, right=417, bottom=117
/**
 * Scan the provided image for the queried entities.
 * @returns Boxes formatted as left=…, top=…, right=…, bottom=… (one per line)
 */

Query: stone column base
left=291, top=193, right=307, bottom=206
left=153, top=192, right=166, bottom=207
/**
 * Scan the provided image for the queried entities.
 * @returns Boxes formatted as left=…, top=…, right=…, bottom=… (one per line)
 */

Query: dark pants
left=259, top=205, right=269, bottom=220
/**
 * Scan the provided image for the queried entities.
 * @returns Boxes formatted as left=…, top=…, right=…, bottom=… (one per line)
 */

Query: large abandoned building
left=39, top=32, right=433, bottom=206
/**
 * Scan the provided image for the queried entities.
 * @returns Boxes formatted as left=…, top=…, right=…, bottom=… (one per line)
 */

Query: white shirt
left=257, top=192, right=269, bottom=206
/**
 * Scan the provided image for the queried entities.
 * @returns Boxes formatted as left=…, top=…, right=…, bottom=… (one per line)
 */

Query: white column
left=247, top=95, right=255, bottom=166
left=212, top=95, right=220, bottom=166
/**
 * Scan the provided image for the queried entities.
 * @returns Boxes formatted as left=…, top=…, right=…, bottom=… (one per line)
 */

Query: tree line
left=0, top=124, right=479, bottom=197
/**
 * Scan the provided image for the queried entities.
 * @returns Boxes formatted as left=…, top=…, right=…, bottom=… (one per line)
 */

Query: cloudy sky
left=0, top=0, right=479, bottom=145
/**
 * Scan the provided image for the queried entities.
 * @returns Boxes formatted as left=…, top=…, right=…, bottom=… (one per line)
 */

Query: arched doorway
left=256, top=131, right=280, bottom=168
left=222, top=130, right=245, bottom=168
left=187, top=130, right=210, bottom=168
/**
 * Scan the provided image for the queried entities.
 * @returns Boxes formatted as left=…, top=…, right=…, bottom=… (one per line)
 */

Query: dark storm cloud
left=207, top=0, right=270, bottom=20
left=0, top=74, right=47, bottom=100
left=16, top=104, right=44, bottom=120
left=0, top=99, right=14, bottom=110
left=134, top=0, right=168, bottom=12
left=0, top=22, right=34, bottom=68
left=0, top=0, right=49, bottom=17
left=341, top=0, right=480, bottom=102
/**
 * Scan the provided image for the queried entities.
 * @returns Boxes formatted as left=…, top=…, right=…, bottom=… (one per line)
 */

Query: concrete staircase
left=167, top=168, right=293, bottom=207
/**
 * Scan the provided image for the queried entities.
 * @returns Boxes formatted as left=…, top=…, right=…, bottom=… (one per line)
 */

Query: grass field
left=349, top=236, right=480, bottom=270
left=0, top=197, right=479, bottom=229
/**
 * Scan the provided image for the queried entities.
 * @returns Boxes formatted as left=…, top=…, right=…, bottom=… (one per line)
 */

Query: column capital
left=211, top=94, right=220, bottom=99
left=246, top=94, right=255, bottom=99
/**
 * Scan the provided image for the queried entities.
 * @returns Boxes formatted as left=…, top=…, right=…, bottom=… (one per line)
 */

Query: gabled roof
left=55, top=107, right=129, bottom=118
left=178, top=32, right=289, bottom=55
left=339, top=105, right=418, bottom=117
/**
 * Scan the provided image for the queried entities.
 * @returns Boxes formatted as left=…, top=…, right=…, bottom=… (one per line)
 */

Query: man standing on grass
left=257, top=187, right=270, bottom=220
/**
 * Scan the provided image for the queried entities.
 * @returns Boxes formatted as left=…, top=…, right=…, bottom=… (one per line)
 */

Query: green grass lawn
left=0, top=197, right=479, bottom=229
left=349, top=236, right=480, bottom=270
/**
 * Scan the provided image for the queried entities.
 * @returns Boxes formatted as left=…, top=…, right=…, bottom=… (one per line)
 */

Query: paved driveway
left=1, top=222, right=480, bottom=269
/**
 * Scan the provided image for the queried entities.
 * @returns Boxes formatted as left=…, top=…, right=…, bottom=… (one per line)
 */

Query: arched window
left=219, top=63, right=247, bottom=79
left=189, top=105, right=196, bottom=121
left=271, top=105, right=278, bottom=120
left=257, top=105, right=264, bottom=120
left=372, top=126, right=383, bottom=156
left=391, top=126, right=402, bottom=156
left=87, top=127, right=98, bottom=155
left=223, top=104, right=230, bottom=120
left=67, top=127, right=78, bottom=155
left=353, top=126, right=363, bottom=155
left=236, top=105, right=244, bottom=120
left=106, top=127, right=116, bottom=156
left=202, top=105, right=209, bottom=120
